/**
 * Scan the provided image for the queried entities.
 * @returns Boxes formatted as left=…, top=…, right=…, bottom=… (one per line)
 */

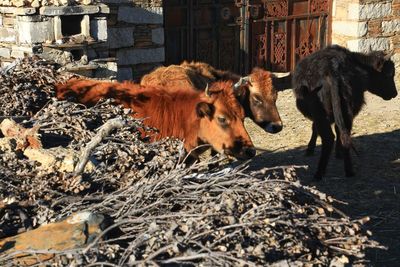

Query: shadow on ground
left=247, top=129, right=400, bottom=266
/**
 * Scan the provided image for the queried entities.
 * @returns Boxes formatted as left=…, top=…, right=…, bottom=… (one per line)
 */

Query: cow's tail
left=327, top=76, right=352, bottom=148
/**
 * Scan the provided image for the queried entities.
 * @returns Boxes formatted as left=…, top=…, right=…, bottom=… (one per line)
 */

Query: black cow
left=293, top=45, right=398, bottom=179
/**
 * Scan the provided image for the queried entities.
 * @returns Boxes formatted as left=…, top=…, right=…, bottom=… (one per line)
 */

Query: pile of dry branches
left=0, top=57, right=73, bottom=118
left=0, top=58, right=385, bottom=266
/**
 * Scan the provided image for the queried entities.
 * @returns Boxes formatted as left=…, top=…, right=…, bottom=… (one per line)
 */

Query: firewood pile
left=0, top=58, right=385, bottom=266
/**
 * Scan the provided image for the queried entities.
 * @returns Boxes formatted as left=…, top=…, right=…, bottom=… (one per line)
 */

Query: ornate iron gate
left=248, top=0, right=331, bottom=72
left=164, top=0, right=331, bottom=73
left=163, top=0, right=242, bottom=73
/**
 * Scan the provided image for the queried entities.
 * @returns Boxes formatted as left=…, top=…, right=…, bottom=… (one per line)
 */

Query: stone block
left=382, top=19, right=400, bottom=34
left=17, top=18, right=54, bottom=44
left=332, top=21, right=367, bottom=37
left=349, top=2, right=392, bottom=20
left=347, top=37, right=390, bottom=53
left=107, top=26, right=134, bottom=49
left=0, top=7, right=36, bottom=15
left=368, top=19, right=382, bottom=36
left=0, top=212, right=112, bottom=266
left=117, top=47, right=164, bottom=65
left=24, top=147, right=96, bottom=173
left=81, top=14, right=90, bottom=37
left=54, top=15, right=62, bottom=40
left=117, top=66, right=132, bottom=81
left=0, top=15, right=2, bottom=26
left=90, top=17, right=107, bottom=41
left=0, top=47, right=11, bottom=58
left=151, top=27, right=164, bottom=44
left=39, top=5, right=100, bottom=16
left=0, top=27, right=16, bottom=43
left=118, top=6, right=163, bottom=24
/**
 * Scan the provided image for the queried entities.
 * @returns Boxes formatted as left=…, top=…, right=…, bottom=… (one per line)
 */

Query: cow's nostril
left=272, top=123, right=283, bottom=133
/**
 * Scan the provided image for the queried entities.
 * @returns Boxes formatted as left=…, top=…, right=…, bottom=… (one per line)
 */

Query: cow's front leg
left=306, top=122, right=318, bottom=156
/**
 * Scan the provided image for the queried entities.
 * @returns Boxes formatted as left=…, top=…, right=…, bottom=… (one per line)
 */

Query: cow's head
left=196, top=82, right=256, bottom=160
left=368, top=51, right=398, bottom=100
left=233, top=68, right=287, bottom=134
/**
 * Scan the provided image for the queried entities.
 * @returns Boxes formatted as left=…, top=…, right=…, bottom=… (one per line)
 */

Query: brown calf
left=141, top=61, right=287, bottom=133
left=56, top=78, right=256, bottom=160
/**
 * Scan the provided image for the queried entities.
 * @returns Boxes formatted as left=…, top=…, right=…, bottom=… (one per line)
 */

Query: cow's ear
left=373, top=57, right=385, bottom=72
left=196, top=102, right=215, bottom=118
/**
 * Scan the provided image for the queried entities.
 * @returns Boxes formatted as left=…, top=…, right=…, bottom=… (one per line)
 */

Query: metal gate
left=164, top=0, right=331, bottom=73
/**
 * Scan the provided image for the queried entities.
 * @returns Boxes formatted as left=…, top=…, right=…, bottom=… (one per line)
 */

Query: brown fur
left=141, top=61, right=283, bottom=133
left=56, top=78, right=255, bottom=160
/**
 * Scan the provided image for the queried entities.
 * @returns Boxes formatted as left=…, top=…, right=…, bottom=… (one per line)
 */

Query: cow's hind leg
left=305, top=122, right=318, bottom=156
left=314, top=119, right=334, bottom=180
left=334, top=125, right=344, bottom=159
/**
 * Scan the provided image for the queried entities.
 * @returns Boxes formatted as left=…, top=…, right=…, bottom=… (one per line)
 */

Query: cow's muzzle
left=261, top=121, right=283, bottom=134
left=224, top=141, right=256, bottom=160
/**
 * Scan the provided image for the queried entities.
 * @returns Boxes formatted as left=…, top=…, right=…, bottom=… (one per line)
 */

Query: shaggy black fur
left=293, top=45, right=398, bottom=179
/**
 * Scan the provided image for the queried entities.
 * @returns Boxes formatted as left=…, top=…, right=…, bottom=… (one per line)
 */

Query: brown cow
left=56, top=78, right=256, bottom=161
left=140, top=61, right=287, bottom=133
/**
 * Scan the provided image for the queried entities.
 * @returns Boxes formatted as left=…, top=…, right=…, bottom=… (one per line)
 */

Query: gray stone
left=0, top=7, right=36, bottom=15
left=98, top=4, right=110, bottom=14
left=107, top=27, right=134, bottom=49
left=152, top=27, right=164, bottom=44
left=0, top=27, right=16, bottom=43
left=118, top=6, right=163, bottom=24
left=348, top=2, right=391, bottom=20
left=0, top=47, right=11, bottom=58
left=39, top=5, right=100, bottom=16
left=94, top=61, right=117, bottom=79
left=117, top=67, right=132, bottom=81
left=54, top=16, right=62, bottom=40
left=90, top=17, right=107, bottom=41
left=16, top=15, right=43, bottom=22
left=117, top=47, right=165, bottom=65
left=332, top=21, right=367, bottom=37
left=81, top=14, right=90, bottom=37
left=17, top=18, right=54, bottom=44
left=347, top=38, right=390, bottom=53
left=382, top=19, right=400, bottom=34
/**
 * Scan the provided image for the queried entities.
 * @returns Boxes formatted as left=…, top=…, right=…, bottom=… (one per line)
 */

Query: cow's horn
left=272, top=72, right=291, bottom=79
left=233, top=76, right=249, bottom=90
left=205, top=83, right=210, bottom=97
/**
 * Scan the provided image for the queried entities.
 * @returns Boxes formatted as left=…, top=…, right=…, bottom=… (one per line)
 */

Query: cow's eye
left=253, top=96, right=263, bottom=105
left=218, top=116, right=228, bottom=126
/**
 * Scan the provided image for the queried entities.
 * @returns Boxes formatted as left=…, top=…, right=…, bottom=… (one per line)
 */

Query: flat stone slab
left=39, top=5, right=100, bottom=16
left=0, top=7, right=36, bottom=15
left=0, top=212, right=110, bottom=266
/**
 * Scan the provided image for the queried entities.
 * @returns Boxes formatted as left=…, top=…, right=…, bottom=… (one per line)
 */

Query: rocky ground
left=245, top=89, right=400, bottom=267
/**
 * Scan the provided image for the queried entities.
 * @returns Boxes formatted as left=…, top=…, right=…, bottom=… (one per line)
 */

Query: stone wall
left=332, top=0, right=400, bottom=86
left=100, top=0, right=164, bottom=81
left=0, top=0, right=165, bottom=81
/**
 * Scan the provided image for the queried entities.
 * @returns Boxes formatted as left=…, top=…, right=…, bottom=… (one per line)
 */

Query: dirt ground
left=245, top=89, right=400, bottom=266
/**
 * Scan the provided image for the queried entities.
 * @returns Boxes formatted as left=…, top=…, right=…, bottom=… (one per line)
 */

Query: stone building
left=0, top=0, right=164, bottom=81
